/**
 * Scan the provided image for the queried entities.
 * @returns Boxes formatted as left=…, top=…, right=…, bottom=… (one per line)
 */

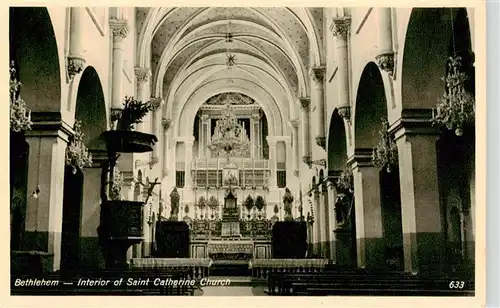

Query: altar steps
left=210, top=261, right=250, bottom=276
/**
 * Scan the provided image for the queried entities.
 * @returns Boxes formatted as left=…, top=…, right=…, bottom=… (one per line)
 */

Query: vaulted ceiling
left=136, top=7, right=325, bottom=136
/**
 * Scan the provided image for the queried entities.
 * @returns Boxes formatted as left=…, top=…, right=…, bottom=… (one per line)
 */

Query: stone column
left=320, top=181, right=330, bottom=258
left=134, top=67, right=151, bottom=133
left=313, top=188, right=321, bottom=255
left=109, top=18, right=128, bottom=112
left=201, top=114, right=210, bottom=157
left=184, top=137, right=195, bottom=188
left=266, top=137, right=278, bottom=188
left=393, top=124, right=446, bottom=274
left=162, top=118, right=171, bottom=178
left=327, top=176, right=338, bottom=262
left=290, top=119, right=300, bottom=176
left=350, top=150, right=385, bottom=269
left=310, top=67, right=326, bottom=150
left=375, top=8, right=395, bottom=77
left=251, top=113, right=261, bottom=158
left=67, top=7, right=86, bottom=80
left=23, top=126, right=71, bottom=271
left=150, top=98, right=163, bottom=162
left=330, top=16, right=351, bottom=122
left=299, top=97, right=312, bottom=166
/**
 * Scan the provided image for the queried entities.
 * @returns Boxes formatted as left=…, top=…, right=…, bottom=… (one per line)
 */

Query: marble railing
left=129, top=258, right=212, bottom=279
left=248, top=259, right=329, bottom=279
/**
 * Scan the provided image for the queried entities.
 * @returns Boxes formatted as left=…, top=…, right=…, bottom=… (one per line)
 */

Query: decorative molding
left=289, top=119, right=299, bottom=128
left=375, top=52, right=395, bottom=78
left=303, top=156, right=326, bottom=169
left=315, top=136, right=326, bottom=149
left=299, top=97, right=311, bottom=111
left=150, top=97, right=163, bottom=111
left=162, top=118, right=172, bottom=130
left=134, top=67, right=151, bottom=83
left=309, top=66, right=326, bottom=84
left=329, top=16, right=351, bottom=38
left=109, top=18, right=128, bottom=42
left=337, top=106, right=351, bottom=124
left=67, top=56, right=85, bottom=81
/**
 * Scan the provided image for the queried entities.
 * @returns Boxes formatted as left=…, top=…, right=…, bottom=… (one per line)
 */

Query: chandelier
left=208, top=102, right=250, bottom=161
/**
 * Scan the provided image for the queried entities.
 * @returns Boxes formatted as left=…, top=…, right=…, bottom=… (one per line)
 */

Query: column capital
left=134, top=67, right=151, bottom=83
left=251, top=113, right=261, bottom=121
left=109, top=18, right=129, bottom=42
left=330, top=16, right=351, bottom=38
left=266, top=136, right=278, bottom=147
left=201, top=114, right=210, bottom=121
left=299, top=97, right=311, bottom=111
left=309, top=66, right=326, bottom=84
left=24, top=112, right=73, bottom=143
left=149, top=97, right=164, bottom=111
left=161, top=118, right=172, bottom=130
left=289, top=119, right=300, bottom=128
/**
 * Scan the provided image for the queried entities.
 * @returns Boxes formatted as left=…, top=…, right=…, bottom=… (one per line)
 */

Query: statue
left=169, top=187, right=180, bottom=220
left=334, top=193, right=351, bottom=227
left=283, top=187, right=294, bottom=221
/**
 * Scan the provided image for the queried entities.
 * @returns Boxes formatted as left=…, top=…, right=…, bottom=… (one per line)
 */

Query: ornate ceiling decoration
left=205, top=92, right=255, bottom=105
left=136, top=7, right=325, bottom=134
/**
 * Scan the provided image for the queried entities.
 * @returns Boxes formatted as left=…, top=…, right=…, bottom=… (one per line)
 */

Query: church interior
left=9, top=6, right=477, bottom=296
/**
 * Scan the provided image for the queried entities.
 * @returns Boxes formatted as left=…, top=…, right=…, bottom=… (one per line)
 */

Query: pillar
left=67, top=8, right=86, bottom=80
left=393, top=125, right=446, bottom=274
left=134, top=67, right=151, bottom=133
left=162, top=118, right=171, bottom=178
left=313, top=188, right=321, bottom=255
left=266, top=137, right=277, bottom=188
left=327, top=176, right=338, bottom=262
left=330, top=15, right=351, bottom=121
left=23, top=126, right=71, bottom=271
left=251, top=113, right=261, bottom=158
left=290, top=119, right=300, bottom=176
left=150, top=98, right=163, bottom=162
left=184, top=137, right=195, bottom=188
left=310, top=67, right=326, bottom=150
left=79, top=150, right=107, bottom=269
left=320, top=182, right=330, bottom=258
left=109, top=18, right=128, bottom=112
left=350, top=150, right=385, bottom=269
left=375, top=8, right=395, bottom=77
left=299, top=97, right=312, bottom=165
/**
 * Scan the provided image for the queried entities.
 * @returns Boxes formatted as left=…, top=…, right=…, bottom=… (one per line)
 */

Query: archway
left=327, top=109, right=356, bottom=266
left=9, top=7, right=61, bottom=261
left=9, top=7, right=61, bottom=113
left=354, top=62, right=403, bottom=270
left=61, top=66, right=107, bottom=272
left=403, top=8, right=475, bottom=274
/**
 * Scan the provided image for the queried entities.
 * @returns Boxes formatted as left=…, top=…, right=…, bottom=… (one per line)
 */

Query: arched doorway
left=327, top=109, right=356, bottom=266
left=61, top=66, right=107, bottom=272
left=9, top=7, right=62, bottom=272
left=353, top=62, right=403, bottom=270
left=402, top=7, right=475, bottom=274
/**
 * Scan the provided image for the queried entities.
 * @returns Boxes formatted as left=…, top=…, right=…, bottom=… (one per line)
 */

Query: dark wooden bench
left=267, top=271, right=474, bottom=296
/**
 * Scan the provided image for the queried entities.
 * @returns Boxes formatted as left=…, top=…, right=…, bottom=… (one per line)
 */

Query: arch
left=400, top=8, right=473, bottom=109
left=9, top=7, right=61, bottom=113
left=354, top=62, right=388, bottom=149
left=327, top=109, right=348, bottom=171
left=175, top=79, right=284, bottom=138
left=74, top=66, right=107, bottom=150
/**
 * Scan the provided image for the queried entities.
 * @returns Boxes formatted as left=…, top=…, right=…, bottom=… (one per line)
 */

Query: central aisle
left=196, top=276, right=267, bottom=296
